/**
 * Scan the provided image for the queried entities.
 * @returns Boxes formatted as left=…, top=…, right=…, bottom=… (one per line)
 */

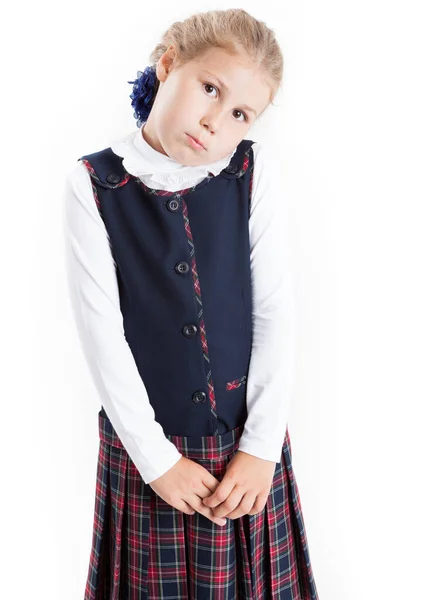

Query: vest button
left=192, top=391, right=206, bottom=404
left=182, top=324, right=197, bottom=337
left=225, top=164, right=238, bottom=174
left=175, top=261, right=189, bottom=274
left=167, top=198, right=180, bottom=212
left=106, top=173, right=121, bottom=184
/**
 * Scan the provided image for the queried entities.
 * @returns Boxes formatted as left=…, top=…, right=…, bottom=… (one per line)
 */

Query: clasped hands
left=201, top=450, right=277, bottom=519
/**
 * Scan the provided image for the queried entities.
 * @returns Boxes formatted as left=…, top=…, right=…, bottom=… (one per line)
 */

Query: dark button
left=192, top=391, right=206, bottom=404
left=106, top=173, right=121, bottom=184
left=166, top=198, right=180, bottom=212
left=175, top=261, right=189, bottom=275
left=225, top=164, right=238, bottom=174
left=182, top=324, right=197, bottom=338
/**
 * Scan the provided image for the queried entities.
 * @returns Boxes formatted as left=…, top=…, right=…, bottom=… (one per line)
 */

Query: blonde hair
left=148, top=9, right=283, bottom=115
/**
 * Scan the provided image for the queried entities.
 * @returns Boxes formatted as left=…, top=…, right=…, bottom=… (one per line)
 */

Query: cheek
left=178, top=81, right=209, bottom=120
left=155, top=104, right=183, bottom=143
left=163, top=99, right=190, bottom=129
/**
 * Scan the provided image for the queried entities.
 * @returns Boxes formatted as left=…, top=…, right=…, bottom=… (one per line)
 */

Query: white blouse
left=62, top=125, right=295, bottom=484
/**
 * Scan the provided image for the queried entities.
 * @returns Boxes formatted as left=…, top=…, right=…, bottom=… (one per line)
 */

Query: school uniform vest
left=78, top=139, right=255, bottom=437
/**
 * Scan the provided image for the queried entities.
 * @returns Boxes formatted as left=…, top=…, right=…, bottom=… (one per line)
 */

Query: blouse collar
left=110, top=125, right=238, bottom=187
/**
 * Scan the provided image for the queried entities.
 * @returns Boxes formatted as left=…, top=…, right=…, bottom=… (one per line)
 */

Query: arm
left=237, top=142, right=295, bottom=463
left=62, top=161, right=183, bottom=484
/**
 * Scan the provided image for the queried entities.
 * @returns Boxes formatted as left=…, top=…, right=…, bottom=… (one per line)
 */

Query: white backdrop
left=3, top=1, right=437, bottom=598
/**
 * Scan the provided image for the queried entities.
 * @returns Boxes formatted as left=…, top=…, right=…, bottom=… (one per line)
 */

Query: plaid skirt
left=83, top=409, right=319, bottom=600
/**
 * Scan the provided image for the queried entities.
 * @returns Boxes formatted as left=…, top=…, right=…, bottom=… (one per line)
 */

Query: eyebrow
left=202, top=70, right=258, bottom=116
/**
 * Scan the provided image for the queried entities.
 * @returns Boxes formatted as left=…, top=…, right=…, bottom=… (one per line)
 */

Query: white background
left=3, top=1, right=437, bottom=598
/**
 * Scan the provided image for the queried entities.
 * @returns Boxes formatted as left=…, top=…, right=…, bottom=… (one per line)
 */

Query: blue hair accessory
left=127, top=66, right=158, bottom=128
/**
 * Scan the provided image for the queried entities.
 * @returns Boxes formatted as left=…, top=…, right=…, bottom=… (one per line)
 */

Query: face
left=141, top=45, right=272, bottom=165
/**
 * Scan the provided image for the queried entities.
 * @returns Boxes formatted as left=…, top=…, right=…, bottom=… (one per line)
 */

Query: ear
left=156, top=44, right=178, bottom=83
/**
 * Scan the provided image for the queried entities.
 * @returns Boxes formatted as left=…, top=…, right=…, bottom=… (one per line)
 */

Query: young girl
left=63, top=8, right=319, bottom=599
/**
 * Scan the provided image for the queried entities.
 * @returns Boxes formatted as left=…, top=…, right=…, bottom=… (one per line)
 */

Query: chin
left=178, top=148, right=206, bottom=166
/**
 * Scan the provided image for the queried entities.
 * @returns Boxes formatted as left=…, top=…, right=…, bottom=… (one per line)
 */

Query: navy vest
left=78, top=138, right=255, bottom=437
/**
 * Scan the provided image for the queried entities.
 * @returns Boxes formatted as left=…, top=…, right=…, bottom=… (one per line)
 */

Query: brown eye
left=203, top=82, right=248, bottom=123
left=203, top=83, right=217, bottom=97
left=233, top=109, right=247, bottom=123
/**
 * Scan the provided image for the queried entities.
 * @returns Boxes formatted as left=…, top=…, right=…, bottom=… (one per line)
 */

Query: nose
left=201, top=107, right=224, bottom=135
left=200, top=119, right=215, bottom=136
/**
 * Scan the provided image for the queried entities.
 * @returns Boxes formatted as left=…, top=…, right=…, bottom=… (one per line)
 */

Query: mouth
left=186, top=133, right=206, bottom=151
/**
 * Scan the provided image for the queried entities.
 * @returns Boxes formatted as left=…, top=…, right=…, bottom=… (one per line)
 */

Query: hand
left=202, top=450, right=277, bottom=519
left=148, top=456, right=228, bottom=526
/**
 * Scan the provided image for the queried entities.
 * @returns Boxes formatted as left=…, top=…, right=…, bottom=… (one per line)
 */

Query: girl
left=63, top=8, right=319, bottom=600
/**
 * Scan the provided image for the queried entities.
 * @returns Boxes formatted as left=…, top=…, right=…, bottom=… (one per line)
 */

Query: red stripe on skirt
left=82, top=410, right=319, bottom=599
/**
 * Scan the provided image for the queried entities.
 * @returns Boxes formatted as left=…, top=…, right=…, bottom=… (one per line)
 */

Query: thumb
left=203, top=476, right=233, bottom=508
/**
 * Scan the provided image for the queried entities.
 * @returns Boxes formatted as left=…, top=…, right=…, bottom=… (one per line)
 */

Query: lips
left=187, top=133, right=206, bottom=150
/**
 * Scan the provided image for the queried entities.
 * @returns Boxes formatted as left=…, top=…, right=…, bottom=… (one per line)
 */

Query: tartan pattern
left=180, top=196, right=218, bottom=420
left=226, top=375, right=247, bottom=391
left=80, top=144, right=319, bottom=597
left=83, top=410, right=319, bottom=599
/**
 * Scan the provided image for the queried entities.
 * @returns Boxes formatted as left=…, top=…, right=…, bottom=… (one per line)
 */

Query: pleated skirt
left=83, top=409, right=319, bottom=600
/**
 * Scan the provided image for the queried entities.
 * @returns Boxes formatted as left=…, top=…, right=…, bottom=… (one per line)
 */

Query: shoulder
left=250, top=140, right=263, bottom=162
left=249, top=141, right=282, bottom=179
left=249, top=140, right=263, bottom=169
left=248, top=141, right=283, bottom=201
left=63, top=159, right=100, bottom=221
left=64, top=160, right=94, bottom=195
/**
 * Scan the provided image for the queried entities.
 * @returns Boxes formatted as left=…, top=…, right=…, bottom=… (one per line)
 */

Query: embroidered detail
left=111, top=127, right=238, bottom=187
left=135, top=175, right=213, bottom=199
left=132, top=143, right=253, bottom=198
left=225, top=376, right=247, bottom=391
left=79, top=142, right=253, bottom=201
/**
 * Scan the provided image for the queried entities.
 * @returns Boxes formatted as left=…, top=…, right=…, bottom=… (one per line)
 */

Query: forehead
left=194, top=47, right=255, bottom=78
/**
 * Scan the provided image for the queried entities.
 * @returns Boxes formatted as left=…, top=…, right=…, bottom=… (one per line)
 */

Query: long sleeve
left=62, top=161, right=183, bottom=484
left=237, top=142, right=295, bottom=464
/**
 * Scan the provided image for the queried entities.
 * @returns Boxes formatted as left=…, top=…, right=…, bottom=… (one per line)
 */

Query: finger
left=174, top=499, right=196, bottom=516
left=226, top=493, right=258, bottom=520
left=203, top=478, right=236, bottom=509
left=247, top=493, right=269, bottom=515
left=174, top=489, right=223, bottom=523
left=186, top=495, right=227, bottom=526
left=194, top=482, right=218, bottom=499
left=210, top=486, right=244, bottom=518
left=185, top=475, right=220, bottom=503
left=202, top=472, right=222, bottom=494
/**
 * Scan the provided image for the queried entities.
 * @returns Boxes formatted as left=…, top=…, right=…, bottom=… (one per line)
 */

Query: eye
left=232, top=109, right=248, bottom=123
left=203, top=83, right=217, bottom=98
left=202, top=83, right=249, bottom=123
